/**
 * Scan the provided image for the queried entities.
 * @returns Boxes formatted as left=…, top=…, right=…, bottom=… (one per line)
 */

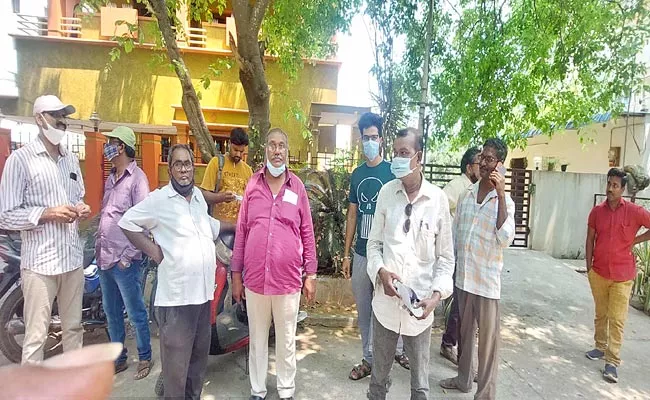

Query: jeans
left=99, top=259, right=151, bottom=364
left=352, top=252, right=404, bottom=366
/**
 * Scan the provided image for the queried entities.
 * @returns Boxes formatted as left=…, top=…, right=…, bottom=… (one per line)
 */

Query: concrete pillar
left=83, top=130, right=105, bottom=217
left=141, top=133, right=161, bottom=190
left=0, top=128, right=11, bottom=182
left=47, top=0, right=63, bottom=37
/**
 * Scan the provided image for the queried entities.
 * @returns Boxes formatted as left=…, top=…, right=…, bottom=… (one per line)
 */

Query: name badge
left=283, top=189, right=298, bottom=205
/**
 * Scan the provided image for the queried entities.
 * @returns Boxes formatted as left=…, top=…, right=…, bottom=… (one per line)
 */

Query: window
left=608, top=147, right=621, bottom=167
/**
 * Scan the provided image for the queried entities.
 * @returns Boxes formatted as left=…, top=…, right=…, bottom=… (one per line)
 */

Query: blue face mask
left=266, top=160, right=286, bottom=177
left=103, top=144, right=119, bottom=161
left=362, top=140, right=380, bottom=160
left=390, top=154, right=418, bottom=179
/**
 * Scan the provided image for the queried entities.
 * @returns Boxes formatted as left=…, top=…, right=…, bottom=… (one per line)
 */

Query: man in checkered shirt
left=439, top=138, right=515, bottom=400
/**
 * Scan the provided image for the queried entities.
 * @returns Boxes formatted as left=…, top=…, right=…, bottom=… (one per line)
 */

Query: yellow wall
left=14, top=38, right=339, bottom=158
left=506, top=117, right=647, bottom=174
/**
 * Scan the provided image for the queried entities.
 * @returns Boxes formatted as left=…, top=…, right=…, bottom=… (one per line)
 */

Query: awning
left=0, top=114, right=177, bottom=135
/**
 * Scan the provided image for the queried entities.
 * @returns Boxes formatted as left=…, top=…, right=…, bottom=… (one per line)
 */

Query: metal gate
left=423, top=164, right=531, bottom=248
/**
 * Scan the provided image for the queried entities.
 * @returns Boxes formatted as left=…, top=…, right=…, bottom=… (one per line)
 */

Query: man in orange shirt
left=585, top=167, right=650, bottom=383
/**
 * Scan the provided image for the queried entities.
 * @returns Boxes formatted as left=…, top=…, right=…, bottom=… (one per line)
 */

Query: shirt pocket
left=416, top=223, right=438, bottom=262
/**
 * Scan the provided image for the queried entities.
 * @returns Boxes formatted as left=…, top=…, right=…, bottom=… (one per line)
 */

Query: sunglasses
left=403, top=203, right=412, bottom=234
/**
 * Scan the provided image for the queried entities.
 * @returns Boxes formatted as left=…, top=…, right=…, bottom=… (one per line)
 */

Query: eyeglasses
left=478, top=154, right=499, bottom=164
left=267, top=143, right=287, bottom=152
left=171, top=161, right=193, bottom=171
left=362, top=135, right=380, bottom=142
left=403, top=203, right=413, bottom=234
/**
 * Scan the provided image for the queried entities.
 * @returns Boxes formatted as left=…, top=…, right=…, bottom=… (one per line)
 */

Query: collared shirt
left=231, top=169, right=317, bottom=296
left=366, top=177, right=455, bottom=336
left=443, top=174, right=473, bottom=218
left=118, top=184, right=220, bottom=306
left=588, top=199, right=650, bottom=282
left=0, top=136, right=84, bottom=275
left=454, top=182, right=516, bottom=299
left=96, top=160, right=149, bottom=270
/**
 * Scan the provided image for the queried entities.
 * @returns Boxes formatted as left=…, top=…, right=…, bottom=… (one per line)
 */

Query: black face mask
left=171, top=175, right=194, bottom=197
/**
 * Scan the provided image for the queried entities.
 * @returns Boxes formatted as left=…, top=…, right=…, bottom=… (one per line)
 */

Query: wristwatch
left=306, top=274, right=317, bottom=280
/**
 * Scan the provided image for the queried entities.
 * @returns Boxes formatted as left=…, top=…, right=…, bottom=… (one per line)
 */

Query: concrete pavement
left=4, top=249, right=650, bottom=399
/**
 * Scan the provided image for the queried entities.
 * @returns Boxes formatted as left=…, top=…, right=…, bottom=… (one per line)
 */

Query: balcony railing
left=60, top=17, right=82, bottom=37
left=16, top=14, right=48, bottom=36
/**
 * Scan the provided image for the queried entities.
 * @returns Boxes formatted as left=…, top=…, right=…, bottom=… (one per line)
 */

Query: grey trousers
left=368, top=315, right=432, bottom=400
left=351, top=252, right=404, bottom=366
left=456, top=289, right=500, bottom=400
left=158, top=302, right=211, bottom=400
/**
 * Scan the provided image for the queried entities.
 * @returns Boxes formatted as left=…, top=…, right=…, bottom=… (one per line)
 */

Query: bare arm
left=200, top=188, right=235, bottom=205
left=585, top=227, right=595, bottom=271
left=121, top=229, right=163, bottom=264
left=344, top=203, right=358, bottom=258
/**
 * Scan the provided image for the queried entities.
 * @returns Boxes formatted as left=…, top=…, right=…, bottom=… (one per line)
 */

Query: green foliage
left=262, top=0, right=361, bottom=79
left=364, top=1, right=421, bottom=150
left=431, top=0, right=650, bottom=149
left=297, top=167, right=351, bottom=275
left=633, top=241, right=650, bottom=312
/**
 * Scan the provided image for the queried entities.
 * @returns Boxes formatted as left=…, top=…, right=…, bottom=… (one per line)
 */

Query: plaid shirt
left=454, top=182, right=515, bottom=299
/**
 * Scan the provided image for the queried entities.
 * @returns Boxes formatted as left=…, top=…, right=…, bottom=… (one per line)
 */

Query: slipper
left=134, top=360, right=154, bottom=380
left=395, top=354, right=410, bottom=370
left=349, top=359, right=371, bottom=380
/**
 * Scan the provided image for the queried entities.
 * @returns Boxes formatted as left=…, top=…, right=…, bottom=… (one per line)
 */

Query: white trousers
left=21, top=268, right=84, bottom=364
left=246, top=288, right=301, bottom=399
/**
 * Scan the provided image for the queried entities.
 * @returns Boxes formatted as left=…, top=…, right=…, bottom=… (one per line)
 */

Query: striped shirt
left=0, top=136, right=85, bottom=275
left=367, top=177, right=455, bottom=336
left=454, top=182, right=515, bottom=299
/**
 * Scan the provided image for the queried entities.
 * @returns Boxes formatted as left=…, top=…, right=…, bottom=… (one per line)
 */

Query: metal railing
left=16, top=14, right=48, bottom=36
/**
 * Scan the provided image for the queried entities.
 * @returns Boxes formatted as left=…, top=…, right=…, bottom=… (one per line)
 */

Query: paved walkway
left=8, top=249, right=650, bottom=399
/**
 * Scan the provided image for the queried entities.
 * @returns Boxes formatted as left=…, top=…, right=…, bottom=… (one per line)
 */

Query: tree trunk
left=231, top=0, right=272, bottom=167
left=149, top=0, right=215, bottom=163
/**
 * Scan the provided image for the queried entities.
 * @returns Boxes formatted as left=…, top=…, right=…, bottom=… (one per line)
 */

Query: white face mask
left=40, top=115, right=67, bottom=145
left=266, top=160, right=286, bottom=177
left=390, top=153, right=418, bottom=179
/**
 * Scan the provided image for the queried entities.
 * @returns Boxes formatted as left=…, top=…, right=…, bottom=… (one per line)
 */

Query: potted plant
left=547, top=158, right=557, bottom=171
left=560, top=160, right=569, bottom=172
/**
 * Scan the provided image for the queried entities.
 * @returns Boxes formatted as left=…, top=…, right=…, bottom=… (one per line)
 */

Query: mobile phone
left=393, top=280, right=424, bottom=318
left=496, top=163, right=506, bottom=177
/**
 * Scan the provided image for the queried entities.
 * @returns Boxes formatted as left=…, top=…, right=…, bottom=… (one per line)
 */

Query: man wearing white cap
left=0, top=95, right=91, bottom=364
left=96, top=126, right=153, bottom=378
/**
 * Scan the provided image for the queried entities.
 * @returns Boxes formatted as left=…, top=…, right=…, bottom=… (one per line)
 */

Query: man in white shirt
left=119, top=144, right=230, bottom=399
left=366, top=128, right=455, bottom=400
left=439, top=147, right=480, bottom=364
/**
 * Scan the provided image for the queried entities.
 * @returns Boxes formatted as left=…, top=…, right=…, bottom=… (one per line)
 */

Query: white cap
left=33, top=95, right=76, bottom=116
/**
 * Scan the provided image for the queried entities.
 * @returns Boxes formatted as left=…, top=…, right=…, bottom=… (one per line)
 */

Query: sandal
left=395, top=354, right=410, bottom=370
left=134, top=360, right=154, bottom=380
left=349, top=359, right=372, bottom=380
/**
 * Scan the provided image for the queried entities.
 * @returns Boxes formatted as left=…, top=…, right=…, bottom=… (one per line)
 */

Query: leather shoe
left=249, top=396, right=265, bottom=400
left=280, top=397, right=294, bottom=400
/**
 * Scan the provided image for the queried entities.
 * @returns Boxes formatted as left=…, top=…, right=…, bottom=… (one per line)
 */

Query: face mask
left=171, top=176, right=194, bottom=197
left=103, top=144, right=119, bottom=161
left=390, top=154, right=418, bottom=179
left=363, top=140, right=380, bottom=160
left=40, top=116, right=66, bottom=145
left=266, top=160, right=286, bottom=177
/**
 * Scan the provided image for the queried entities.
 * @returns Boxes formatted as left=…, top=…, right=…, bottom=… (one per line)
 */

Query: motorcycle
left=153, top=230, right=308, bottom=397
left=0, top=221, right=108, bottom=363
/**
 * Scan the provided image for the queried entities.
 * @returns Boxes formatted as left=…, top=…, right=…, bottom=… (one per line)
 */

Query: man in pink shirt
left=232, top=128, right=317, bottom=400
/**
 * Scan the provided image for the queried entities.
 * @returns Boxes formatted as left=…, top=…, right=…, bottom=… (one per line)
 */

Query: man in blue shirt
left=342, top=113, right=408, bottom=380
